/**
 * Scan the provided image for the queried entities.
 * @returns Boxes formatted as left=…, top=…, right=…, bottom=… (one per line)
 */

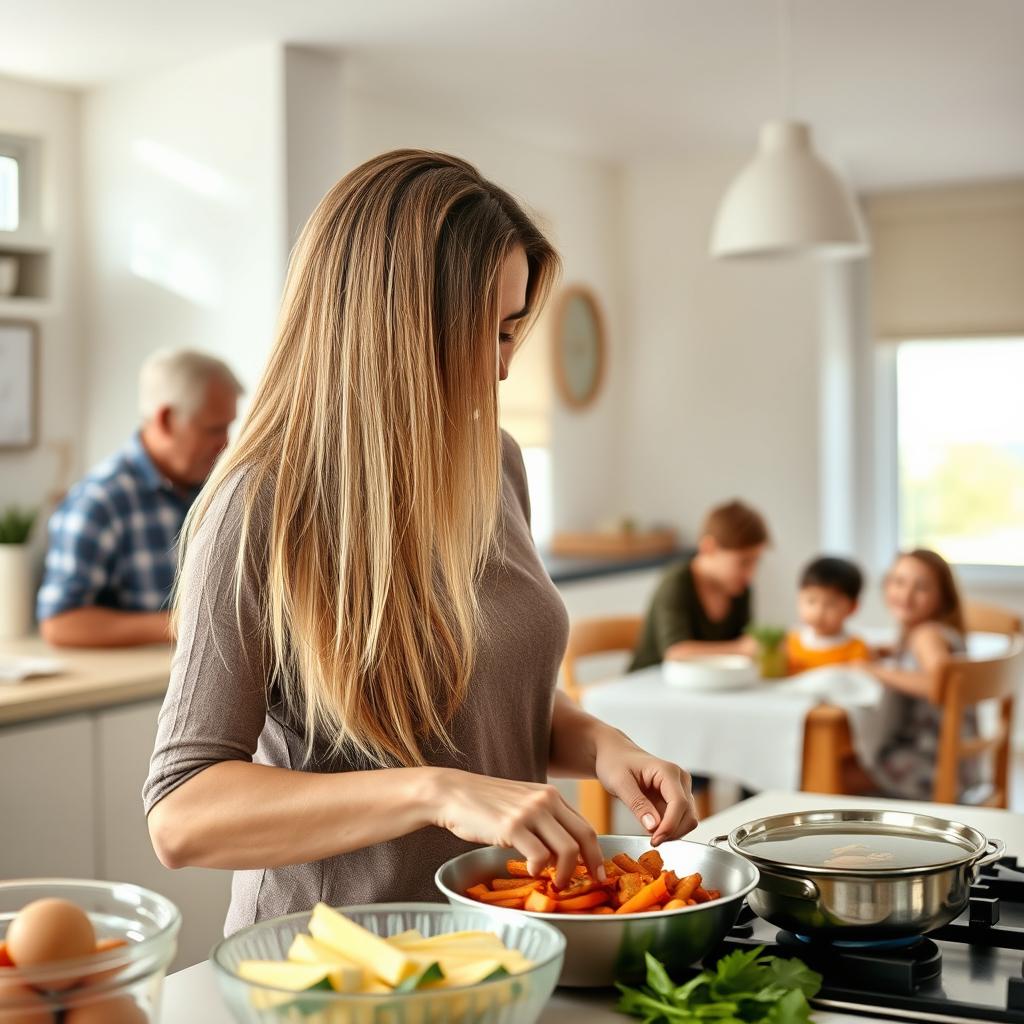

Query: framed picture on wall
left=0, top=321, right=38, bottom=449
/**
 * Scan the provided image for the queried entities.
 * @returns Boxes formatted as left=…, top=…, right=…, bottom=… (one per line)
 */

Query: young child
left=786, top=556, right=870, bottom=674
left=865, top=549, right=980, bottom=801
left=630, top=499, right=769, bottom=671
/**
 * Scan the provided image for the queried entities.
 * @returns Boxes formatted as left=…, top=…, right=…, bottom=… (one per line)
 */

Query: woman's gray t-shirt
left=143, top=432, right=569, bottom=934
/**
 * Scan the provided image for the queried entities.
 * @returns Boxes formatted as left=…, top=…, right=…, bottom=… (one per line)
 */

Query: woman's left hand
left=593, top=731, right=698, bottom=846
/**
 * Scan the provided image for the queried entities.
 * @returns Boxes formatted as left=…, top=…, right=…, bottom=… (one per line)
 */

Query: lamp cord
left=779, top=0, right=795, bottom=119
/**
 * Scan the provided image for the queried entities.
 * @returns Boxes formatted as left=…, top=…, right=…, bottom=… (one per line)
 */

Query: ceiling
left=3, top=0, right=1023, bottom=188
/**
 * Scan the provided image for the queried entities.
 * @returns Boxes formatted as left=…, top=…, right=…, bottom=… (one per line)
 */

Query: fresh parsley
left=616, top=947, right=822, bottom=1024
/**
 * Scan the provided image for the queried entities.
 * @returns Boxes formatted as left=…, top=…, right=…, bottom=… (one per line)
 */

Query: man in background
left=37, top=348, right=242, bottom=647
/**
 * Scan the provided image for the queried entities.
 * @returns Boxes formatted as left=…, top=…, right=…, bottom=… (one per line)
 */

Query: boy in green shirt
left=631, top=500, right=769, bottom=671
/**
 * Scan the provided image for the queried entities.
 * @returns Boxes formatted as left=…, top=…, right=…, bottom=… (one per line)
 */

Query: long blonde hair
left=177, top=150, right=559, bottom=767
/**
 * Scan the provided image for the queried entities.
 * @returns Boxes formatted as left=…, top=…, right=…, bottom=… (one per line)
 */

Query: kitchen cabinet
left=0, top=714, right=97, bottom=878
left=0, top=698, right=231, bottom=971
left=96, top=700, right=233, bottom=971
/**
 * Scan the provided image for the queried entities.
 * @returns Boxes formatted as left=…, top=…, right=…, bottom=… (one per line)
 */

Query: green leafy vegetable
left=616, top=947, right=822, bottom=1024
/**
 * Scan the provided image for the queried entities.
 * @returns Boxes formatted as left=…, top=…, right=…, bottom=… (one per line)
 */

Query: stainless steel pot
left=436, top=834, right=759, bottom=987
left=712, top=808, right=1005, bottom=940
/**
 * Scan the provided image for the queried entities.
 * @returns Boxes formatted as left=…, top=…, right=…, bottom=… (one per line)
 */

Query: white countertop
left=160, top=790, right=1024, bottom=1024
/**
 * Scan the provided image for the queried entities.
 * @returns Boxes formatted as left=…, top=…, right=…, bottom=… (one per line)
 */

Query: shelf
left=0, top=248, right=51, bottom=305
left=0, top=230, right=54, bottom=255
left=0, top=299, right=52, bottom=319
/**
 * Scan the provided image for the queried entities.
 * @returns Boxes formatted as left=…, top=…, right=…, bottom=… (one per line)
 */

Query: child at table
left=862, top=549, right=981, bottom=800
left=786, top=556, right=870, bottom=674
left=630, top=499, right=768, bottom=671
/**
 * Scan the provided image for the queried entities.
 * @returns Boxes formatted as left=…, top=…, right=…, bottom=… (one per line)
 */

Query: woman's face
left=497, top=245, right=530, bottom=382
left=884, top=555, right=942, bottom=628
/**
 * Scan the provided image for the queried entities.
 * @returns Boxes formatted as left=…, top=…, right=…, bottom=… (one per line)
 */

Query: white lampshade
left=710, top=120, right=869, bottom=260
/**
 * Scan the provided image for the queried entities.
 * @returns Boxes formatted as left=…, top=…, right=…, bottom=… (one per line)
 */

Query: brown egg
left=64, top=995, right=147, bottom=1024
left=0, top=979, right=54, bottom=1024
left=5, top=900, right=95, bottom=990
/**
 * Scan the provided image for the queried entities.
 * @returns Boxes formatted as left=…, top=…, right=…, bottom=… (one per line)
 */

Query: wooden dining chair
left=964, top=600, right=1023, bottom=637
left=559, top=615, right=711, bottom=832
left=932, top=633, right=1024, bottom=807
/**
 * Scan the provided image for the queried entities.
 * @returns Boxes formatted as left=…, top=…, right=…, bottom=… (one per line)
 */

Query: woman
left=144, top=150, right=697, bottom=934
left=864, top=549, right=980, bottom=800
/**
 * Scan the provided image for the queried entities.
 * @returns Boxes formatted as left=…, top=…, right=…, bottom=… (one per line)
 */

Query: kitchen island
left=161, top=789, right=1024, bottom=1023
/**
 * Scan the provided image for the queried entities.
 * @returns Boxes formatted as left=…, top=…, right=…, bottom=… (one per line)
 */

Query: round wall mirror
left=553, top=285, right=606, bottom=409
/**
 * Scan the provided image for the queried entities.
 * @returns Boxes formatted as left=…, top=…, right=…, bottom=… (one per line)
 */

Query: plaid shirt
left=36, top=434, right=199, bottom=620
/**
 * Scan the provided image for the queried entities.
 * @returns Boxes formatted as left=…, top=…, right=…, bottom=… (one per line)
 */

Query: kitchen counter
left=0, top=635, right=171, bottom=725
left=161, top=789, right=1024, bottom=1023
left=542, top=547, right=688, bottom=585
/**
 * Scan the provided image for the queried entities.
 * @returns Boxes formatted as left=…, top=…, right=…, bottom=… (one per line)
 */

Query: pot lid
left=728, top=808, right=987, bottom=875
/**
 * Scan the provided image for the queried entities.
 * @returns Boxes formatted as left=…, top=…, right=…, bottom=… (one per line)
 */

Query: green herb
left=0, top=506, right=36, bottom=545
left=616, top=947, right=822, bottom=1024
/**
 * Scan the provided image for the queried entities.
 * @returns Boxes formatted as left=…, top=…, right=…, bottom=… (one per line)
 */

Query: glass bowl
left=0, top=877, right=182, bottom=1022
left=212, top=902, right=565, bottom=1024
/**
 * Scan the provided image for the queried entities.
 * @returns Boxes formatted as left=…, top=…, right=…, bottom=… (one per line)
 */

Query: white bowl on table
left=661, top=655, right=757, bottom=692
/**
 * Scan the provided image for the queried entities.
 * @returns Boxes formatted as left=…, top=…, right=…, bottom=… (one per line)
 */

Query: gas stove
left=707, top=855, right=1024, bottom=1024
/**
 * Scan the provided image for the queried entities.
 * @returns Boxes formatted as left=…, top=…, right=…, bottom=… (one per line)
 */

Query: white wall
left=334, top=81, right=626, bottom=535
left=283, top=47, right=346, bottom=248
left=80, top=43, right=287, bottom=468
left=616, top=155, right=823, bottom=623
left=0, top=75, right=82, bottom=513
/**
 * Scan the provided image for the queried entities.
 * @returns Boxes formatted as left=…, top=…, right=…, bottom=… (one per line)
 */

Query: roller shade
left=866, top=181, right=1024, bottom=340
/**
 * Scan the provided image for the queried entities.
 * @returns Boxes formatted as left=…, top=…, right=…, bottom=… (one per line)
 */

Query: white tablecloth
left=581, top=666, right=822, bottom=791
left=579, top=632, right=1009, bottom=793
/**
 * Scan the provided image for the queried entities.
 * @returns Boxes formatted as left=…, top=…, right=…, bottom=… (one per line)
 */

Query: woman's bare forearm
left=148, top=761, right=440, bottom=870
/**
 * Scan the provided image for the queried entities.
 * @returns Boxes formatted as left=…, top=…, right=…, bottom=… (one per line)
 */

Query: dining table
left=579, top=632, right=1009, bottom=797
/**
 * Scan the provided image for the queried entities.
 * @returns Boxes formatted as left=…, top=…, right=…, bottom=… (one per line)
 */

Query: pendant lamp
left=710, top=3, right=868, bottom=260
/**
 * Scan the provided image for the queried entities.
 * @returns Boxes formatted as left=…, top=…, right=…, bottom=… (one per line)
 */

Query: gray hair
left=138, top=348, right=243, bottom=421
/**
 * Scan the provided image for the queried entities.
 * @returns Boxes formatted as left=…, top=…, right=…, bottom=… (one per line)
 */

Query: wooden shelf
left=551, top=528, right=680, bottom=560
left=0, top=297, right=53, bottom=318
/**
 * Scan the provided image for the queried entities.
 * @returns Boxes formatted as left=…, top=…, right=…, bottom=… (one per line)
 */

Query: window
left=520, top=445, right=553, bottom=547
left=896, top=338, right=1024, bottom=567
left=0, top=155, right=18, bottom=231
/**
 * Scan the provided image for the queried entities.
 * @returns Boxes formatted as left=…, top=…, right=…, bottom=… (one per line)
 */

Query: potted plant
left=0, top=506, right=37, bottom=640
left=746, top=624, right=789, bottom=679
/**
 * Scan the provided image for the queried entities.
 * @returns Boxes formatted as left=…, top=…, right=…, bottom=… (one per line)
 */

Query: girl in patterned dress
left=865, top=549, right=981, bottom=800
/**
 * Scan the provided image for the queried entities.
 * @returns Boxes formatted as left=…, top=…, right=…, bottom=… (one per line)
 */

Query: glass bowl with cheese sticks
left=435, top=835, right=759, bottom=987
left=211, top=902, right=564, bottom=1024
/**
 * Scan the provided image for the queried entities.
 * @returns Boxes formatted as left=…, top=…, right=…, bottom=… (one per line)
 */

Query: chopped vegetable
left=465, top=849, right=723, bottom=915
left=308, top=903, right=415, bottom=986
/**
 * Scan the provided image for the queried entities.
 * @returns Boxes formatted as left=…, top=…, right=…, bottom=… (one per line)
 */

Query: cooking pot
left=712, top=808, right=1004, bottom=940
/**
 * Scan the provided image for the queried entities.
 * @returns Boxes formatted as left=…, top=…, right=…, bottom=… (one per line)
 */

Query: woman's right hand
left=427, top=769, right=606, bottom=888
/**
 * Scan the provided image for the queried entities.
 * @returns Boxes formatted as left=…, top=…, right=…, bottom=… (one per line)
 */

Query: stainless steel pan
left=713, top=808, right=1004, bottom=940
left=436, top=834, right=759, bottom=987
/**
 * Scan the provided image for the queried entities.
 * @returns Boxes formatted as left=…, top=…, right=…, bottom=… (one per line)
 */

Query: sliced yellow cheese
left=386, top=928, right=424, bottom=944
left=308, top=903, right=415, bottom=986
left=286, top=934, right=364, bottom=992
